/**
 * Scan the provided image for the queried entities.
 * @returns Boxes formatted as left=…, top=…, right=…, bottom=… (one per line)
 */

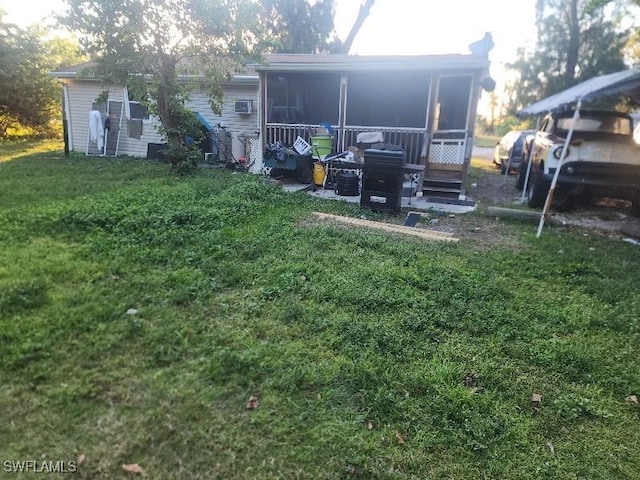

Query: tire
left=527, top=171, right=550, bottom=208
left=552, top=190, right=575, bottom=212
left=515, top=161, right=528, bottom=190
left=632, top=191, right=640, bottom=217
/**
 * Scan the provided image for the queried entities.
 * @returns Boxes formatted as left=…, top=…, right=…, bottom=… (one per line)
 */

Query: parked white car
left=494, top=129, right=536, bottom=173
left=517, top=109, right=640, bottom=212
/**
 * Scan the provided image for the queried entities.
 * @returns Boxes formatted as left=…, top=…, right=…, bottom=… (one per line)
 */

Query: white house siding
left=186, top=83, right=259, bottom=161
left=64, top=80, right=163, bottom=156
left=116, top=111, right=164, bottom=158
left=64, top=79, right=258, bottom=159
left=64, top=80, right=107, bottom=155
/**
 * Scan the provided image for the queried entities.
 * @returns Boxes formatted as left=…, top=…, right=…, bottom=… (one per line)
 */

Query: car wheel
left=515, top=161, right=528, bottom=190
left=632, top=191, right=640, bottom=217
left=527, top=171, right=550, bottom=208
left=553, top=190, right=575, bottom=212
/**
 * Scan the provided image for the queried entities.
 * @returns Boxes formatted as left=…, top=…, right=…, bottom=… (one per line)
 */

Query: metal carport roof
left=519, top=68, right=640, bottom=116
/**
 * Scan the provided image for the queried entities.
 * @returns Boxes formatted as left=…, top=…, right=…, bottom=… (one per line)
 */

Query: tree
left=257, top=0, right=340, bottom=53
left=58, top=0, right=261, bottom=171
left=0, top=14, right=83, bottom=137
left=256, top=0, right=376, bottom=54
left=506, top=0, right=630, bottom=114
left=337, top=0, right=375, bottom=54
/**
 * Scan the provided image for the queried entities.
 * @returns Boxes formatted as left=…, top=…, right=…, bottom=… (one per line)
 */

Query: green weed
left=0, top=146, right=640, bottom=478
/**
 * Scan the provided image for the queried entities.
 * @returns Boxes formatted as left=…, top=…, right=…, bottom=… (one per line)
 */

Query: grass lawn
left=1, top=141, right=640, bottom=479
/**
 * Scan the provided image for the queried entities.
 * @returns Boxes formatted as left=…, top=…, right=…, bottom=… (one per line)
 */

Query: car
left=517, top=109, right=640, bottom=212
left=493, top=130, right=536, bottom=174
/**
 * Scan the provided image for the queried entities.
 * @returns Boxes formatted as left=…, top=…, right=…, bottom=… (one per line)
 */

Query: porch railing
left=265, top=123, right=426, bottom=164
left=265, top=124, right=334, bottom=148
left=428, top=130, right=467, bottom=165
left=342, top=127, right=426, bottom=165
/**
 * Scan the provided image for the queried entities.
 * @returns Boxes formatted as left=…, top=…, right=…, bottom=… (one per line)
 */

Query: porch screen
left=345, top=71, right=430, bottom=128
left=266, top=72, right=340, bottom=125
left=435, top=75, right=472, bottom=130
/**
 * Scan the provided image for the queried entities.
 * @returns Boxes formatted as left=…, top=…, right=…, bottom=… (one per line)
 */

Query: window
left=126, top=87, right=149, bottom=120
left=557, top=115, right=631, bottom=135
left=346, top=71, right=430, bottom=128
left=266, top=72, right=340, bottom=125
left=129, top=102, right=149, bottom=120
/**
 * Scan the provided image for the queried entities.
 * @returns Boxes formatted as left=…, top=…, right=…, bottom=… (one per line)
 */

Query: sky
left=1, top=0, right=537, bottom=64
left=1, top=0, right=539, bottom=113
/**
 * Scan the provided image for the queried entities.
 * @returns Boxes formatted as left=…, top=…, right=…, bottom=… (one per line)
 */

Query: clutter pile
left=262, top=128, right=411, bottom=204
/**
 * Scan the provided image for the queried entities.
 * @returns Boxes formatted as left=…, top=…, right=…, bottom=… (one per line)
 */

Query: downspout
left=63, top=83, right=73, bottom=154
left=519, top=115, right=542, bottom=202
left=536, top=100, right=582, bottom=238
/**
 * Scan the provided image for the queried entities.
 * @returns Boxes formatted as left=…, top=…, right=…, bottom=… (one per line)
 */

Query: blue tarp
left=195, top=112, right=213, bottom=131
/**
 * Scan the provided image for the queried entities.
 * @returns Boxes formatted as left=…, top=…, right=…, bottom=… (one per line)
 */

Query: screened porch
left=262, top=69, right=472, bottom=167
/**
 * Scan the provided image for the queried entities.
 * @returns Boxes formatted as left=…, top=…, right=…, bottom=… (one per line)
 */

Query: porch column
left=259, top=71, right=267, bottom=151
left=421, top=74, right=435, bottom=163
left=338, top=72, right=348, bottom=151
left=459, top=72, right=484, bottom=198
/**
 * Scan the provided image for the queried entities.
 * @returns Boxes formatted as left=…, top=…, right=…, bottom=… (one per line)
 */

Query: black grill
left=360, top=149, right=405, bottom=212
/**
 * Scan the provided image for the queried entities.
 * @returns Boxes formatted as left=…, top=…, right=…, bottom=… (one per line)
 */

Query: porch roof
left=254, top=53, right=490, bottom=73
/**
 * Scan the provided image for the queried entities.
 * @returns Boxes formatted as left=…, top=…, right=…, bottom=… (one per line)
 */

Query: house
left=50, top=63, right=260, bottom=163
left=255, top=53, right=492, bottom=198
left=52, top=49, right=491, bottom=198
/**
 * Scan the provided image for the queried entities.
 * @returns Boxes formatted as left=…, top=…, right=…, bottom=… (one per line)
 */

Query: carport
left=518, top=68, right=640, bottom=237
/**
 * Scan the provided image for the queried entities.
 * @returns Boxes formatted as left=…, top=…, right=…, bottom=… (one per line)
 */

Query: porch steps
left=422, top=176, right=463, bottom=199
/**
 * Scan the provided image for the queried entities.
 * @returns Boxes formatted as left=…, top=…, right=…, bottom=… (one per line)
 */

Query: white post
left=536, top=100, right=582, bottom=238
left=520, top=115, right=542, bottom=203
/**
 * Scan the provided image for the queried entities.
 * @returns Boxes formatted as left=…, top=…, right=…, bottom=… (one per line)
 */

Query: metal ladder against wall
left=104, top=101, right=123, bottom=156
left=86, top=100, right=123, bottom=156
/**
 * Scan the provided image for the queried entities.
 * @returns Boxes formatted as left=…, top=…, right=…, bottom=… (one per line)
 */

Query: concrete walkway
left=277, top=145, right=499, bottom=215
left=282, top=183, right=477, bottom=214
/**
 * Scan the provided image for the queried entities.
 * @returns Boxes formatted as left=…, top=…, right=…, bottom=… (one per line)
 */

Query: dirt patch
left=447, top=158, right=640, bottom=244
left=302, top=157, right=640, bottom=247
left=376, top=157, right=640, bottom=248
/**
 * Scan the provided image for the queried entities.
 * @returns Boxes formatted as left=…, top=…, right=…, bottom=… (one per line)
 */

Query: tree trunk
left=565, top=0, right=580, bottom=82
left=338, top=0, right=375, bottom=54
left=154, top=55, right=181, bottom=146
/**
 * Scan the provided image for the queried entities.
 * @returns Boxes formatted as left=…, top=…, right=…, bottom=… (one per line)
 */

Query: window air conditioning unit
left=234, top=100, right=253, bottom=114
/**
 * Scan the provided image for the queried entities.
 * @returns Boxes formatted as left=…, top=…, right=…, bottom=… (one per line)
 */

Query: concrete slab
left=281, top=182, right=476, bottom=214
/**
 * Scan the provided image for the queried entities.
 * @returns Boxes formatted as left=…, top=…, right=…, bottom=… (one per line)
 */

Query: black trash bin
left=360, top=149, right=405, bottom=212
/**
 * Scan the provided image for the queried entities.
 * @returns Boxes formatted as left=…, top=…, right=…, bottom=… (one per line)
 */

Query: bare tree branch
left=339, top=0, right=375, bottom=54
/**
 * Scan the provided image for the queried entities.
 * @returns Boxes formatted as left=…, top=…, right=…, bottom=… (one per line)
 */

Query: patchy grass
left=0, top=138, right=63, bottom=163
left=1, top=145, right=640, bottom=479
